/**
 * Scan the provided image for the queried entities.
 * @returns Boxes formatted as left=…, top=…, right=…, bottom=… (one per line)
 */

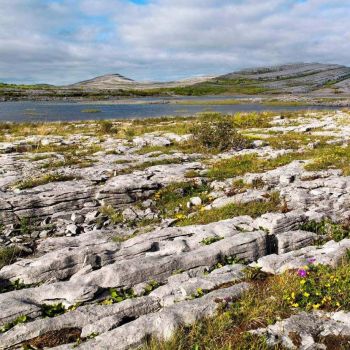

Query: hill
left=222, top=62, right=350, bottom=93
left=69, top=74, right=216, bottom=91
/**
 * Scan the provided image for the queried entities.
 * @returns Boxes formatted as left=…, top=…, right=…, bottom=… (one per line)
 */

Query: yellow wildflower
left=313, top=304, right=320, bottom=310
left=292, top=303, right=299, bottom=308
left=175, top=214, right=185, bottom=220
left=303, top=292, right=310, bottom=298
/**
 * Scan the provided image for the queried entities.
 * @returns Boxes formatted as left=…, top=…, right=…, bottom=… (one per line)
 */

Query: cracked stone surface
left=1, top=112, right=350, bottom=349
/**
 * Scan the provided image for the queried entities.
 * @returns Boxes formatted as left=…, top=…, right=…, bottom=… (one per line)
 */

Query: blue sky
left=1, top=0, right=350, bottom=84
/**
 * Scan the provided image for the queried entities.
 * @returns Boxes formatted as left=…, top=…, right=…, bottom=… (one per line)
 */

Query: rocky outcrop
left=252, top=311, right=350, bottom=349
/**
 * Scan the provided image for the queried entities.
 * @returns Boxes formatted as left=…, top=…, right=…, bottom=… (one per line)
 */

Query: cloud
left=0, top=0, right=349, bottom=84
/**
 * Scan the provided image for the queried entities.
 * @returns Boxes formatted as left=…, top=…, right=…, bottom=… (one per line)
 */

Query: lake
left=0, top=100, right=338, bottom=122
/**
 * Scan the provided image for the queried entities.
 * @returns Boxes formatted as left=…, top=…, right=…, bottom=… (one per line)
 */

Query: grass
left=232, top=112, right=272, bottom=129
left=99, top=205, right=124, bottom=225
left=0, top=246, right=23, bottom=269
left=177, top=192, right=281, bottom=226
left=14, top=173, right=78, bottom=190
left=81, top=109, right=101, bottom=113
left=300, top=219, right=350, bottom=243
left=143, top=257, right=350, bottom=350
left=206, top=153, right=306, bottom=180
left=115, top=158, right=185, bottom=175
left=41, top=156, right=93, bottom=169
left=153, top=182, right=210, bottom=218
left=264, top=133, right=332, bottom=150
left=305, top=145, right=350, bottom=175
left=174, top=99, right=244, bottom=105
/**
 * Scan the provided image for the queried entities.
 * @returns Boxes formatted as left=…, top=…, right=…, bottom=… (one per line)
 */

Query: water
left=0, top=100, right=337, bottom=122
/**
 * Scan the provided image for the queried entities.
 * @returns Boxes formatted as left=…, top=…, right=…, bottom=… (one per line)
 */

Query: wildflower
left=300, top=279, right=306, bottom=285
left=313, top=304, right=320, bottom=310
left=307, top=258, right=316, bottom=264
left=292, top=303, right=299, bottom=308
left=303, top=292, right=310, bottom=298
left=175, top=214, right=185, bottom=220
left=336, top=302, right=340, bottom=307
left=297, top=269, right=307, bottom=277
left=291, top=292, right=295, bottom=299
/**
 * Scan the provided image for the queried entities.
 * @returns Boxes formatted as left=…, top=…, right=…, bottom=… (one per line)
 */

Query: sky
left=1, top=0, right=350, bottom=85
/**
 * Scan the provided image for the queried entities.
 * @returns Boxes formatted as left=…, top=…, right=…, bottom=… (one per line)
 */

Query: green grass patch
left=305, top=145, right=350, bottom=175
left=153, top=182, right=210, bottom=218
left=81, top=109, right=101, bottom=113
left=300, top=219, right=350, bottom=243
left=115, top=158, right=184, bottom=175
left=264, top=133, right=332, bottom=150
left=207, top=153, right=306, bottom=180
left=177, top=192, right=281, bottom=226
left=14, top=173, right=78, bottom=190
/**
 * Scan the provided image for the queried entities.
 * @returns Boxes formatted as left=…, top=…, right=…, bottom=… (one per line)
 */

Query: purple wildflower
left=307, top=258, right=316, bottom=264
left=297, top=269, right=307, bottom=277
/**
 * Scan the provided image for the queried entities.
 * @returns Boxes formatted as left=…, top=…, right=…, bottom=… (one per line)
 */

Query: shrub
left=190, top=115, right=250, bottom=152
left=99, top=120, right=116, bottom=134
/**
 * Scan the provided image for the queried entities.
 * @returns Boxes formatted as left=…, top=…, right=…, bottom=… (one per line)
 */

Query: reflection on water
left=0, top=100, right=337, bottom=122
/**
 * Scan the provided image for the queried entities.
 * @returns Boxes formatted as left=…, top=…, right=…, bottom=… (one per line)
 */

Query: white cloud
left=0, top=0, right=349, bottom=84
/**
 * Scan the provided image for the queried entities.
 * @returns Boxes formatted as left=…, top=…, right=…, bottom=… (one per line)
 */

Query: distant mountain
left=220, top=63, right=350, bottom=93
left=3, top=63, right=350, bottom=96
left=69, top=74, right=135, bottom=89
left=68, top=74, right=217, bottom=90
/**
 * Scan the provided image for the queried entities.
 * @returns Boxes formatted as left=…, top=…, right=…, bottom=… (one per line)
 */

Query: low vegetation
left=305, top=145, right=350, bottom=175
left=206, top=152, right=305, bottom=180
left=0, top=246, right=24, bottom=269
left=115, top=158, right=184, bottom=175
left=14, top=173, right=78, bottom=190
left=191, top=114, right=250, bottom=152
left=177, top=192, right=281, bottom=226
left=102, top=288, right=136, bottom=305
left=144, top=256, right=350, bottom=350
left=300, top=219, right=350, bottom=242
left=153, top=182, right=210, bottom=218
